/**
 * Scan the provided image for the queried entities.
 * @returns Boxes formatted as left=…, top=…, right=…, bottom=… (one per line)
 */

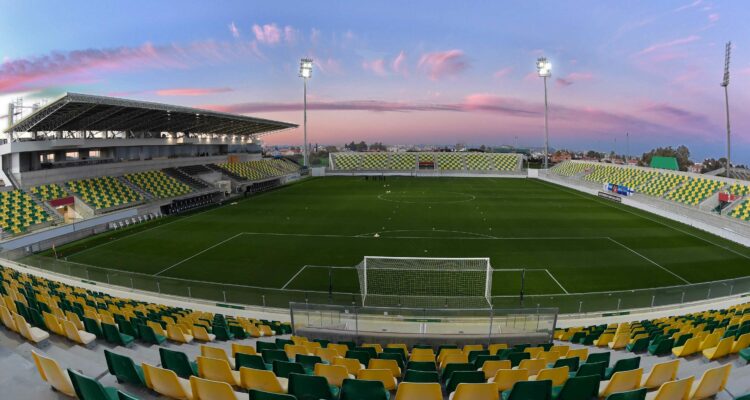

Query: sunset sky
left=2, top=1, right=749, bottom=162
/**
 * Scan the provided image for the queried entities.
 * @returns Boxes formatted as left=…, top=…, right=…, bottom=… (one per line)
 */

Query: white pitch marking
left=606, top=237, right=691, bottom=284
left=282, top=265, right=308, bottom=289
left=544, top=269, right=570, bottom=294
left=153, top=233, right=245, bottom=276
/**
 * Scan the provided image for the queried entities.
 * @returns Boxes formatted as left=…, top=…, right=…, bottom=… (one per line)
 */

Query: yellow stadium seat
left=190, top=375, right=243, bottom=400
left=357, top=368, right=398, bottom=390
left=369, top=358, right=402, bottom=377
left=333, top=357, right=364, bottom=375
left=239, top=367, right=288, bottom=393
left=42, top=311, right=65, bottom=337
left=731, top=333, right=750, bottom=354
left=197, top=356, right=240, bottom=386
left=201, top=345, right=235, bottom=369
left=314, top=363, right=353, bottom=387
left=409, top=352, right=436, bottom=363
left=530, top=366, right=569, bottom=386
left=517, top=359, right=547, bottom=376
left=641, top=360, right=679, bottom=390
left=524, top=347, right=544, bottom=358
left=480, top=360, right=512, bottom=380
left=143, top=363, right=194, bottom=399
left=440, top=353, right=469, bottom=370
left=327, top=343, right=350, bottom=358
left=702, top=337, right=733, bottom=361
left=672, top=337, right=701, bottom=358
left=488, top=369, right=529, bottom=391
left=565, top=348, right=588, bottom=361
left=698, top=332, right=720, bottom=351
left=463, top=344, right=484, bottom=353
left=449, top=382, right=499, bottom=400
left=594, top=333, right=615, bottom=347
left=645, top=376, right=694, bottom=400
left=32, top=351, right=77, bottom=397
left=437, top=348, right=463, bottom=363
left=599, top=369, right=643, bottom=398
left=232, top=343, right=257, bottom=358
left=285, top=344, right=310, bottom=360
left=689, top=364, right=731, bottom=400
left=395, top=382, right=442, bottom=400
left=387, top=343, right=410, bottom=355
left=362, top=343, right=384, bottom=353
left=62, top=319, right=96, bottom=345
left=315, top=347, right=341, bottom=363
left=488, top=343, right=508, bottom=355
left=167, top=324, right=193, bottom=344
left=550, top=345, right=570, bottom=356
left=14, top=313, right=49, bottom=343
left=609, top=333, right=631, bottom=350
left=192, top=325, right=216, bottom=342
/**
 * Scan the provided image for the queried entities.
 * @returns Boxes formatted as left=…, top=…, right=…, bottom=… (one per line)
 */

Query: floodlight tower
left=536, top=57, right=552, bottom=169
left=299, top=58, right=313, bottom=167
left=720, top=42, right=731, bottom=179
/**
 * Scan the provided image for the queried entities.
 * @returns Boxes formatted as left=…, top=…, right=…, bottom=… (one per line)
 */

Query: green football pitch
left=35, top=176, right=750, bottom=309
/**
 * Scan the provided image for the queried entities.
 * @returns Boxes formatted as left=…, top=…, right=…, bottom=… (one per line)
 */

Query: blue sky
left=1, top=0, right=749, bottom=162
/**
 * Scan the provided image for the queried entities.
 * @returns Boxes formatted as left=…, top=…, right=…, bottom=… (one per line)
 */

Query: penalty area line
left=153, top=233, right=245, bottom=276
left=543, top=269, right=569, bottom=294
left=282, top=265, right=308, bottom=289
left=606, top=237, right=691, bottom=284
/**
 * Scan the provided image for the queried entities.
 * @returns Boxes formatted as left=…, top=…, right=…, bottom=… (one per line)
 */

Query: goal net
left=355, top=256, right=493, bottom=308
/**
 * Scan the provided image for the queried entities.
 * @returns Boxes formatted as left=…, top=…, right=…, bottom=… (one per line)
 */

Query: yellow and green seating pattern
left=67, top=177, right=142, bottom=210
left=333, top=154, right=361, bottom=170
left=418, top=153, right=434, bottom=163
left=30, top=184, right=68, bottom=202
left=465, top=153, right=493, bottom=170
left=665, top=178, right=724, bottom=206
left=217, top=162, right=267, bottom=180
left=493, top=154, right=521, bottom=171
left=268, top=159, right=300, bottom=173
left=124, top=171, right=192, bottom=199
left=0, top=190, right=53, bottom=235
left=361, top=153, right=389, bottom=169
left=584, top=166, right=657, bottom=188
left=638, top=173, right=689, bottom=197
left=390, top=153, right=417, bottom=170
left=437, top=153, right=463, bottom=170
left=730, top=200, right=750, bottom=221
left=550, top=161, right=600, bottom=177
left=727, top=183, right=750, bottom=197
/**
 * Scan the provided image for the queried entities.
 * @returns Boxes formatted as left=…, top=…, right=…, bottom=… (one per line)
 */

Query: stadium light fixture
left=536, top=57, right=551, bottom=169
left=720, top=42, right=731, bottom=179
left=299, top=58, right=313, bottom=167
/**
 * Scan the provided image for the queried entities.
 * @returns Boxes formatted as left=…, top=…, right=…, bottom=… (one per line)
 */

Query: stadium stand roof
left=650, top=156, right=679, bottom=171
left=4, top=92, right=297, bottom=137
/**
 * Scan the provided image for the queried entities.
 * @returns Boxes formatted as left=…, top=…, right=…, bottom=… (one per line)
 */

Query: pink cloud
left=310, top=28, right=321, bottom=45
left=252, top=24, right=281, bottom=45
left=0, top=42, right=179, bottom=93
left=493, top=67, right=513, bottom=79
left=284, top=26, right=297, bottom=44
left=708, top=13, right=720, bottom=23
left=155, top=87, right=233, bottom=96
left=228, top=22, right=240, bottom=38
left=636, top=35, right=700, bottom=56
left=418, top=50, right=469, bottom=80
left=392, top=51, right=408, bottom=75
left=314, top=58, right=343, bottom=75
left=674, top=0, right=702, bottom=12
left=362, top=59, right=387, bottom=76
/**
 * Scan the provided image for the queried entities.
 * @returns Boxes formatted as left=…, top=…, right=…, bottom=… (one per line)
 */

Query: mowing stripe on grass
left=154, top=233, right=245, bottom=276
left=606, top=237, right=690, bottom=284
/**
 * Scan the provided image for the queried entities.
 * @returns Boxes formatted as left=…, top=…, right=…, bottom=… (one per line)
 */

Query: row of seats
left=124, top=170, right=193, bottom=199
left=332, top=152, right=523, bottom=171
left=0, top=189, right=53, bottom=235
left=217, top=159, right=301, bottom=181
left=67, top=176, right=143, bottom=210
left=30, top=183, right=68, bottom=201
left=551, top=161, right=750, bottom=222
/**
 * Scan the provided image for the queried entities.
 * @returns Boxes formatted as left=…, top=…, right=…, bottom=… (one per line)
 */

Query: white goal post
left=356, top=256, right=493, bottom=308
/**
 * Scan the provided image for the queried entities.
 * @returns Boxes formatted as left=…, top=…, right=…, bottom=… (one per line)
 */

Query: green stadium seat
left=104, top=350, right=146, bottom=387
left=340, top=378, right=390, bottom=400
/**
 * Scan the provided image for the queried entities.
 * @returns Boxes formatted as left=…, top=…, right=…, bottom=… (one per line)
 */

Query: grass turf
left=36, top=176, right=750, bottom=310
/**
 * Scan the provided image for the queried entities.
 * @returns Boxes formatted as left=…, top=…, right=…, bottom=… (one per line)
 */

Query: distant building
left=551, top=151, right=572, bottom=163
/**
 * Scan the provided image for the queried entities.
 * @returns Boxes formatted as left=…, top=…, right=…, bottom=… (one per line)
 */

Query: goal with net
left=355, top=256, right=493, bottom=308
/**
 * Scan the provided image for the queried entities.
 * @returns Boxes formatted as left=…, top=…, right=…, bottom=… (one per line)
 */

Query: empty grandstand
left=329, top=152, right=524, bottom=174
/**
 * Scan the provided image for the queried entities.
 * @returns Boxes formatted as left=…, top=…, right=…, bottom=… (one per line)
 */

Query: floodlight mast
left=720, top=42, right=731, bottom=179
left=299, top=58, right=313, bottom=167
left=536, top=57, right=551, bottom=169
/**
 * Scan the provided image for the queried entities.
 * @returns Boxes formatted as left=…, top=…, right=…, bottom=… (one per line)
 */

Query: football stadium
left=2, top=2, right=750, bottom=400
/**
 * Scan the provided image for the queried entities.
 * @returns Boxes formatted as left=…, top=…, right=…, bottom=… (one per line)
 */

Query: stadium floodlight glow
left=536, top=56, right=551, bottom=169
left=299, top=58, right=313, bottom=167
